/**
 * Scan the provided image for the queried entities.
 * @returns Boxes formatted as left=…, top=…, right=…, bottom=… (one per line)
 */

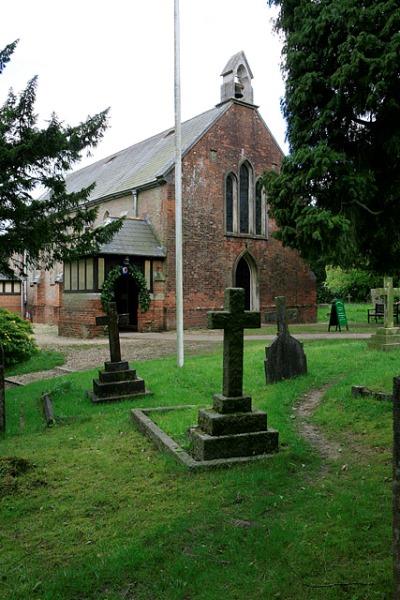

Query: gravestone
left=368, top=276, right=400, bottom=351
left=190, top=288, right=278, bottom=461
left=88, top=302, right=150, bottom=403
left=264, top=296, right=307, bottom=383
left=0, top=345, right=5, bottom=433
left=41, top=392, right=56, bottom=426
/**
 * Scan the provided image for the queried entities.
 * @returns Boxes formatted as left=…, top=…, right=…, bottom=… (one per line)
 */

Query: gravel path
left=6, top=324, right=371, bottom=387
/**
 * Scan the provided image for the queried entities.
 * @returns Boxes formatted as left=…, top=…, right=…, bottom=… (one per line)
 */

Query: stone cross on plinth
left=96, top=302, right=129, bottom=364
left=208, top=287, right=260, bottom=399
left=371, top=276, right=400, bottom=329
left=264, top=296, right=307, bottom=383
left=369, top=276, right=400, bottom=351
left=276, top=295, right=289, bottom=335
left=88, top=302, right=150, bottom=403
left=190, top=288, right=278, bottom=462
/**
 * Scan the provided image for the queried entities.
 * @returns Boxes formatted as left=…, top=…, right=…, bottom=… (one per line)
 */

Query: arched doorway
left=234, top=253, right=259, bottom=311
left=114, top=275, right=139, bottom=331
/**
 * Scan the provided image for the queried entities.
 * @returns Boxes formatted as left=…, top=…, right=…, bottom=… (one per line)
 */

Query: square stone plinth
left=212, top=393, right=252, bottom=414
left=190, top=427, right=279, bottom=461
left=368, top=327, right=400, bottom=351
left=198, top=408, right=268, bottom=436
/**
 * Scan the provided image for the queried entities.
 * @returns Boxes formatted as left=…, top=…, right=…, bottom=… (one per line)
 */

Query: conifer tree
left=0, top=41, right=121, bottom=275
left=265, top=0, right=400, bottom=275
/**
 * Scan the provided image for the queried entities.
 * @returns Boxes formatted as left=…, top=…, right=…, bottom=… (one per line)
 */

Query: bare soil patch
left=295, top=385, right=342, bottom=461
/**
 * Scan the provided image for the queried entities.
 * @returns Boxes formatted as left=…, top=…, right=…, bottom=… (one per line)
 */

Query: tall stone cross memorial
left=368, top=276, right=400, bottom=351
left=190, top=288, right=278, bottom=462
left=88, top=302, right=150, bottom=403
left=264, top=296, right=307, bottom=383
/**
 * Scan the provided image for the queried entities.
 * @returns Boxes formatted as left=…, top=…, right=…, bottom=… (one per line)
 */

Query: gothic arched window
left=239, top=162, right=252, bottom=234
left=225, top=173, right=236, bottom=233
left=255, top=179, right=263, bottom=236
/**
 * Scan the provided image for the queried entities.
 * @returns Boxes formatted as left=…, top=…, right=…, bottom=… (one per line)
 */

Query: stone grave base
left=189, top=393, right=279, bottom=461
left=368, top=327, right=400, bottom=351
left=90, top=360, right=152, bottom=403
left=131, top=405, right=278, bottom=471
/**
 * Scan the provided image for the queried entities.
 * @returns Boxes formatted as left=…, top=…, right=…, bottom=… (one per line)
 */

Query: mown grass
left=0, top=339, right=395, bottom=599
left=5, top=349, right=65, bottom=377
left=243, top=303, right=378, bottom=335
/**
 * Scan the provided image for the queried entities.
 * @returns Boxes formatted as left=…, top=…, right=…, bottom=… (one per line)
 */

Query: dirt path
left=295, top=385, right=342, bottom=461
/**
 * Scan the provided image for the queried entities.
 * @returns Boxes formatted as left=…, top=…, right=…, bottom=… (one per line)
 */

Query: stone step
left=93, top=377, right=145, bottom=398
left=99, top=369, right=137, bottom=383
left=212, top=393, right=252, bottom=414
left=104, top=361, right=130, bottom=373
left=190, top=427, right=279, bottom=461
left=198, top=408, right=267, bottom=436
left=89, top=389, right=151, bottom=404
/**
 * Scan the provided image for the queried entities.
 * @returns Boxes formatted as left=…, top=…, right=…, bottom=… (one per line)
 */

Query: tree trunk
left=0, top=344, right=5, bottom=433
left=393, top=376, right=400, bottom=598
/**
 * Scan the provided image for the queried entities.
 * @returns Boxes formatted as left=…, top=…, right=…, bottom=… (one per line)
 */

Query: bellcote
left=220, top=51, right=254, bottom=105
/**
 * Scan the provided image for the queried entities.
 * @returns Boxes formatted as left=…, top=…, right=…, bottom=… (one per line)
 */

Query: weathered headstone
left=41, top=392, right=56, bottom=426
left=0, top=345, right=5, bottom=433
left=369, top=276, right=400, bottom=351
left=88, top=302, right=150, bottom=403
left=264, top=296, right=307, bottom=383
left=190, top=288, right=278, bottom=461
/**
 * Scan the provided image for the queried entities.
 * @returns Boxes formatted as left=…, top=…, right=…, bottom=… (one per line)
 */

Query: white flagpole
left=174, top=0, right=184, bottom=367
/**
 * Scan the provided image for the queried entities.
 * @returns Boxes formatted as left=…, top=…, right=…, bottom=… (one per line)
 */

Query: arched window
left=255, top=180, right=263, bottom=236
left=225, top=174, right=235, bottom=233
left=239, top=162, right=251, bottom=233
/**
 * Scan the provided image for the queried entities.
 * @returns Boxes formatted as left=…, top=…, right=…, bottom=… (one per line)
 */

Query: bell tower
left=220, top=51, right=254, bottom=105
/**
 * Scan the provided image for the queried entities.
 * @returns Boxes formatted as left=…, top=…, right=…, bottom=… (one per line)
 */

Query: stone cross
left=276, top=296, right=289, bottom=335
left=208, top=288, right=260, bottom=398
left=96, top=302, right=129, bottom=363
left=371, top=276, right=400, bottom=328
left=0, top=344, right=5, bottom=433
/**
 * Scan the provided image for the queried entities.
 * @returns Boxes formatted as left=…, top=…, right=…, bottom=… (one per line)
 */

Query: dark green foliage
left=0, top=41, right=122, bottom=276
left=0, top=308, right=37, bottom=366
left=265, top=0, right=400, bottom=274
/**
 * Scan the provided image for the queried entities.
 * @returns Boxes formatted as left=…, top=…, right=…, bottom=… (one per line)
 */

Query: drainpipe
left=22, top=250, right=28, bottom=319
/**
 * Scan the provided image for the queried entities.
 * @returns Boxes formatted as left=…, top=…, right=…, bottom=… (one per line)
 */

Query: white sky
left=1, top=0, right=287, bottom=169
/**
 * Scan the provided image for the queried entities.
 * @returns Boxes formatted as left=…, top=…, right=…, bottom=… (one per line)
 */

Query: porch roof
left=98, top=218, right=166, bottom=258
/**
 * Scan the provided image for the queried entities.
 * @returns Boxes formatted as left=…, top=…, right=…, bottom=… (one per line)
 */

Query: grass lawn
left=5, top=349, right=65, bottom=377
left=0, top=339, right=395, bottom=599
left=244, top=302, right=378, bottom=335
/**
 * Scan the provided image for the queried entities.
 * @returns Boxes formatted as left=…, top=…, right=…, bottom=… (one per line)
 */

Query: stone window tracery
left=225, top=162, right=267, bottom=238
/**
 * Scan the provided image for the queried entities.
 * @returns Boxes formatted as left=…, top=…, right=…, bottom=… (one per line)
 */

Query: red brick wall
left=163, top=101, right=316, bottom=328
left=0, top=295, right=22, bottom=315
left=28, top=271, right=61, bottom=325
left=58, top=292, right=105, bottom=338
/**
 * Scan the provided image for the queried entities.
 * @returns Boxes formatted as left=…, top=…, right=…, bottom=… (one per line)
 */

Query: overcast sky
left=1, top=0, right=286, bottom=169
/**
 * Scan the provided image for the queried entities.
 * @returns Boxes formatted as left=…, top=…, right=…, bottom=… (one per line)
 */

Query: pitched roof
left=98, top=218, right=166, bottom=258
left=63, top=103, right=230, bottom=203
left=0, top=272, right=20, bottom=281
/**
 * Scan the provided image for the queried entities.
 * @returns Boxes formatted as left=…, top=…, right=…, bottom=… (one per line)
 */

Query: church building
left=26, top=52, right=316, bottom=337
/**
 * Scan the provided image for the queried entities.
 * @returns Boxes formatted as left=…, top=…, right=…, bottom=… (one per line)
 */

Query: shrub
left=324, top=267, right=384, bottom=303
left=0, top=309, right=38, bottom=366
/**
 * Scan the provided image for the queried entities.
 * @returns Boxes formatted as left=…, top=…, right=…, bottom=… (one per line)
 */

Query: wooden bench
left=368, top=303, right=400, bottom=324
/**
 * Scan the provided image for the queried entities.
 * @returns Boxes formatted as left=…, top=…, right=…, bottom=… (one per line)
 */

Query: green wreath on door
left=100, top=264, right=151, bottom=313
